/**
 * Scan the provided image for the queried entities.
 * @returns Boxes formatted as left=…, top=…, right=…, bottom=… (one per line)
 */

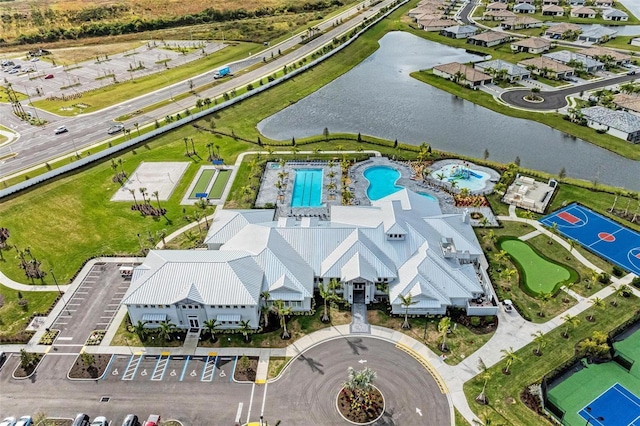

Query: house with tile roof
left=466, top=31, right=511, bottom=47
left=486, top=2, right=508, bottom=11
left=123, top=189, right=497, bottom=330
left=544, top=23, right=582, bottom=39
left=613, top=94, right=640, bottom=115
left=511, top=37, right=552, bottom=54
left=542, top=5, right=564, bottom=16
left=475, top=59, right=530, bottom=82
left=581, top=106, right=640, bottom=143
left=570, top=6, right=597, bottom=18
left=542, top=0, right=560, bottom=5
left=576, top=46, right=631, bottom=66
left=433, top=62, right=493, bottom=86
left=501, top=16, right=542, bottom=30
left=518, top=57, right=575, bottom=79
left=482, top=10, right=517, bottom=20
left=543, top=50, right=604, bottom=73
left=418, top=18, right=457, bottom=31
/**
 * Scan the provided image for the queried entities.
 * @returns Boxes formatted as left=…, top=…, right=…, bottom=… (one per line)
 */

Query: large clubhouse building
left=122, top=189, right=497, bottom=330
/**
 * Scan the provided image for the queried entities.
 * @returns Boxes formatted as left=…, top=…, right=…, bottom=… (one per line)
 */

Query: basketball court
left=540, top=203, right=640, bottom=276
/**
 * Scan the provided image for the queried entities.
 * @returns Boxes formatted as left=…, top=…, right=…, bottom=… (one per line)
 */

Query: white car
left=15, top=417, right=32, bottom=426
left=91, top=417, right=108, bottom=426
left=54, top=125, right=68, bottom=135
left=0, top=417, right=17, bottom=426
left=30, top=57, right=39, bottom=62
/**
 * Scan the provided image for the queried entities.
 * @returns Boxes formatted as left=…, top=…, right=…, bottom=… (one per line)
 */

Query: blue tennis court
left=578, top=383, right=640, bottom=425
left=540, top=203, right=640, bottom=276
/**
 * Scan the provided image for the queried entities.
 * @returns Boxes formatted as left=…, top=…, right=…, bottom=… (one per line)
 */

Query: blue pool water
left=291, top=169, right=323, bottom=207
left=430, top=164, right=490, bottom=192
left=365, top=166, right=436, bottom=201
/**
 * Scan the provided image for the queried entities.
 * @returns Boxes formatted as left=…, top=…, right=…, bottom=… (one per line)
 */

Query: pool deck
left=426, top=159, right=500, bottom=196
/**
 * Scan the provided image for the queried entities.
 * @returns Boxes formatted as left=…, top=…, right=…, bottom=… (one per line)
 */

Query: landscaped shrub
left=598, top=272, right=611, bottom=284
left=632, top=277, right=640, bottom=288
left=612, top=265, right=625, bottom=277
left=470, top=317, right=481, bottom=327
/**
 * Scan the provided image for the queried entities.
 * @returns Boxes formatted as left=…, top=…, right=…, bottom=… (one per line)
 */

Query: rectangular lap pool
left=291, top=169, right=323, bottom=207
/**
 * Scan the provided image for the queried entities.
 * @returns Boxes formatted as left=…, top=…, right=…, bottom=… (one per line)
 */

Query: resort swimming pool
left=364, top=166, right=436, bottom=201
left=431, top=164, right=490, bottom=192
left=291, top=169, right=323, bottom=207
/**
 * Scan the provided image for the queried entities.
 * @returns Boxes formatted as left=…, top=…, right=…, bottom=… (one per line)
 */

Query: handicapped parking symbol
left=170, top=369, right=177, bottom=377
left=112, top=368, right=119, bottom=376
left=190, top=370, right=197, bottom=377
left=219, top=370, right=226, bottom=378
left=140, top=369, right=147, bottom=376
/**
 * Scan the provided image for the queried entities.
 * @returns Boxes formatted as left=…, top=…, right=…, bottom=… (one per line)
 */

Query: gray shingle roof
left=582, top=106, right=640, bottom=133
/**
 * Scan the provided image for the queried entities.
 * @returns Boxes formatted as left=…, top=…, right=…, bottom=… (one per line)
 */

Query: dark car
left=121, top=414, right=139, bottom=426
left=44, top=74, right=54, bottom=79
left=71, top=414, right=90, bottom=426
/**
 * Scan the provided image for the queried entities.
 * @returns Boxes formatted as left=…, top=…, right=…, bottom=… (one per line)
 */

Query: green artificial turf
left=500, top=239, right=573, bottom=295
left=209, top=169, right=231, bottom=199
left=189, top=169, right=215, bottom=198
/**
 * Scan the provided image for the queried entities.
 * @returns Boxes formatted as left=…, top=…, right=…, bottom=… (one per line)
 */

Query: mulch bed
left=13, top=354, right=43, bottom=378
left=68, top=354, right=112, bottom=379
left=233, top=357, right=258, bottom=382
left=337, top=387, right=384, bottom=424
left=43, top=419, right=72, bottom=426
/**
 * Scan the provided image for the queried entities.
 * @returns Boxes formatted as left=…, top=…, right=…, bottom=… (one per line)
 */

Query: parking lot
left=104, top=354, right=239, bottom=384
left=50, top=262, right=134, bottom=348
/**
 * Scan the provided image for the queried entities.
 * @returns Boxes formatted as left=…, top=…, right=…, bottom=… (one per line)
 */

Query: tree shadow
left=344, top=337, right=368, bottom=355
left=296, top=354, right=324, bottom=375
left=373, top=408, right=396, bottom=425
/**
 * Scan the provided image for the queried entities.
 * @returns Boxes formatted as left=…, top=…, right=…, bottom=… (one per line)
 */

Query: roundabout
left=263, top=337, right=451, bottom=425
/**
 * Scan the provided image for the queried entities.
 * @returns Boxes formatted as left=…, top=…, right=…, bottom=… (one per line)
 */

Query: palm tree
left=531, top=331, right=546, bottom=355
left=475, top=358, right=491, bottom=405
left=132, top=320, right=148, bottom=340
left=342, top=366, right=377, bottom=410
left=156, top=229, right=167, bottom=247
left=196, top=197, right=210, bottom=229
left=260, top=291, right=271, bottom=327
left=587, top=297, right=605, bottom=321
left=139, top=187, right=148, bottom=205
left=202, top=319, right=219, bottom=342
left=493, top=250, right=508, bottom=266
left=436, top=172, right=446, bottom=182
left=271, top=299, right=292, bottom=339
left=157, top=321, right=176, bottom=342
left=438, top=316, right=451, bottom=351
left=537, top=292, right=552, bottom=317
left=133, top=122, right=140, bottom=136
left=239, top=320, right=252, bottom=342
left=152, top=190, right=162, bottom=212
left=129, top=189, right=139, bottom=208
left=561, top=313, right=580, bottom=338
left=319, top=282, right=338, bottom=323
left=399, top=293, right=417, bottom=329
left=500, top=347, right=521, bottom=374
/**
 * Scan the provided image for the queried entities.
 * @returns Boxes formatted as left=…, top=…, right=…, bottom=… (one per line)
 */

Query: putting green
left=499, top=239, right=572, bottom=295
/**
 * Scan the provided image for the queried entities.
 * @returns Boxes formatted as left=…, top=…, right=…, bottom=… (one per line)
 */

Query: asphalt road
left=0, top=0, right=395, bottom=178
left=500, top=73, right=640, bottom=110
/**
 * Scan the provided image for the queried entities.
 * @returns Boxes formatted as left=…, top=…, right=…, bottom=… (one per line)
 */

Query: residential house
left=581, top=106, right=640, bottom=143
left=466, top=31, right=511, bottom=47
left=577, top=27, right=618, bottom=43
left=542, top=5, right=565, bottom=16
left=632, top=37, right=640, bottom=47
left=440, top=25, right=478, bottom=39
left=482, top=10, right=517, bottom=20
left=543, top=50, right=604, bottom=73
left=418, top=18, right=457, bottom=31
left=542, top=0, right=560, bottom=5
left=485, top=2, right=508, bottom=11
left=568, top=0, right=585, bottom=5
left=518, top=57, right=575, bottom=79
left=123, top=189, right=498, bottom=329
left=514, top=3, right=536, bottom=13
left=594, top=0, right=614, bottom=7
left=515, top=0, right=534, bottom=4
left=570, top=6, right=597, bottom=18
left=408, top=6, right=440, bottom=19
left=433, top=62, right=493, bottom=86
left=576, top=46, right=631, bottom=66
left=511, top=37, right=552, bottom=54
left=501, top=16, right=542, bottom=30
left=544, top=22, right=582, bottom=39
left=613, top=94, right=640, bottom=116
left=602, top=9, right=628, bottom=21
left=475, top=59, right=531, bottom=82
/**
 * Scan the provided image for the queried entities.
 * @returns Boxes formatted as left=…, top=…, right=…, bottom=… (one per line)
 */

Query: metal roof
left=217, top=314, right=241, bottom=322
left=142, top=313, right=167, bottom=322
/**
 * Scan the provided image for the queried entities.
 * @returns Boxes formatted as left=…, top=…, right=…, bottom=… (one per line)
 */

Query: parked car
left=15, top=417, right=32, bottom=426
left=71, top=414, right=90, bottom=426
left=121, top=414, right=139, bottom=426
left=107, top=124, right=125, bottom=135
left=0, top=60, right=14, bottom=67
left=503, top=299, right=514, bottom=313
left=54, top=125, right=68, bottom=134
left=0, top=417, right=16, bottom=426
left=90, top=417, right=108, bottom=426
left=44, top=74, right=54, bottom=79
left=628, top=70, right=636, bottom=76
left=8, top=69, right=18, bottom=74
left=143, top=415, right=160, bottom=426
left=30, top=57, right=39, bottom=62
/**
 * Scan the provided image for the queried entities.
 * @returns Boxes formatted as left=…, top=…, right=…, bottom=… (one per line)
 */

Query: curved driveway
left=264, top=337, right=450, bottom=425
left=500, top=73, right=639, bottom=110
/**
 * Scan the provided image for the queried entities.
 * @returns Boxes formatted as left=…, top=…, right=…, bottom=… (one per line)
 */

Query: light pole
left=49, top=268, right=63, bottom=297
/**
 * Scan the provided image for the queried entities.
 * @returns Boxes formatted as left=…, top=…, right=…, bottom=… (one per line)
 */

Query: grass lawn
left=455, top=408, right=470, bottom=426
left=499, top=239, right=575, bottom=295
left=367, top=306, right=496, bottom=366
left=209, top=169, right=232, bottom=199
left=603, top=36, right=640, bottom=53
left=267, top=356, right=291, bottom=380
left=463, top=292, right=639, bottom=426
left=189, top=169, right=215, bottom=198
left=33, top=42, right=258, bottom=115
left=0, top=285, right=58, bottom=340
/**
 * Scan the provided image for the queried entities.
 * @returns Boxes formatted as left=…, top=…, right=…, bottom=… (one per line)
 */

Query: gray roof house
left=475, top=59, right=531, bottom=82
left=603, top=9, right=628, bottom=21
left=440, top=25, right=478, bottom=39
left=577, top=26, right=618, bottom=43
left=581, top=106, right=640, bottom=143
left=514, top=3, right=536, bottom=13
left=123, top=189, right=497, bottom=331
left=543, top=50, right=604, bottom=73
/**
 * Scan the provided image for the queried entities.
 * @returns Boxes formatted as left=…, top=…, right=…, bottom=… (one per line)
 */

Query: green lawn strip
left=603, top=36, right=640, bottom=53
left=267, top=356, right=292, bottom=380
left=208, top=169, right=231, bottom=199
left=411, top=70, right=640, bottom=161
left=499, top=238, right=574, bottom=295
left=189, top=169, right=215, bottom=198
left=463, top=293, right=639, bottom=426
left=368, top=307, right=496, bottom=366
left=33, top=42, right=259, bottom=115
left=455, top=408, right=470, bottom=426
left=0, top=285, right=58, bottom=339
left=549, top=361, right=640, bottom=426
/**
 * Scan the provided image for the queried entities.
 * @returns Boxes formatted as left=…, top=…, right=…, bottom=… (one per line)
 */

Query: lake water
left=257, top=32, right=640, bottom=190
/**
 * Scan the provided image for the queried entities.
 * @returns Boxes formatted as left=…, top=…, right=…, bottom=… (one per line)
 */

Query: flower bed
left=68, top=353, right=112, bottom=379
left=85, top=330, right=106, bottom=346
left=337, top=386, right=384, bottom=424
left=39, top=329, right=59, bottom=345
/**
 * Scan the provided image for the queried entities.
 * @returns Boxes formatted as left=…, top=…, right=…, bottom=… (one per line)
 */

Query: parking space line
left=231, top=356, right=238, bottom=383
left=180, top=356, right=191, bottom=381
left=201, top=353, right=217, bottom=382
left=122, top=354, right=142, bottom=381
left=151, top=352, right=170, bottom=381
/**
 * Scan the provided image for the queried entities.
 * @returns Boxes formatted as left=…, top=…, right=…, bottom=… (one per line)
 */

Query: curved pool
left=364, top=166, right=436, bottom=201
